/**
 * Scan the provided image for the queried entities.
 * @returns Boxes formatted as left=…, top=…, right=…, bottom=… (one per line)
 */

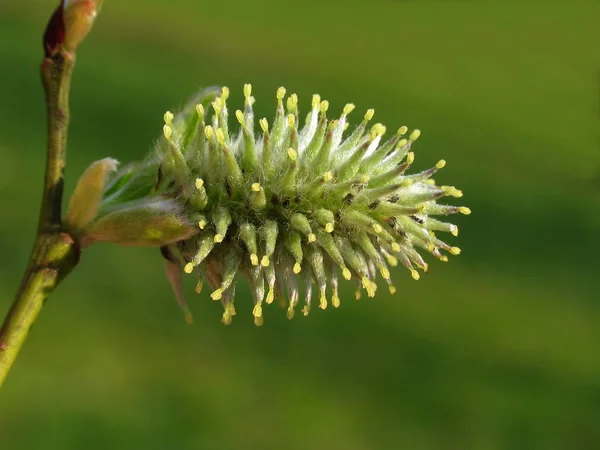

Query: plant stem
left=0, top=51, right=80, bottom=387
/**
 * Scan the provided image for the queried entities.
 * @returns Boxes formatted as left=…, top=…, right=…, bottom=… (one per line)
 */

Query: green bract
left=69, top=85, right=470, bottom=325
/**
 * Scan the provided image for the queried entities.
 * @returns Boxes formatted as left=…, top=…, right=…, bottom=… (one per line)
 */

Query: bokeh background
left=1, top=1, right=599, bottom=449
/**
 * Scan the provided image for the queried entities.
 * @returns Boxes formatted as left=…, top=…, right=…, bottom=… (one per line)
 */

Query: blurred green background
left=1, top=1, right=599, bottom=449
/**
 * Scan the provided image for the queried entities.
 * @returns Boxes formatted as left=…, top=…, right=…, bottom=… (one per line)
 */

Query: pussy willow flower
left=68, top=85, right=470, bottom=326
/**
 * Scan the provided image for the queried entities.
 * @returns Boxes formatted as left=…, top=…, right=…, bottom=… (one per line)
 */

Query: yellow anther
left=442, top=186, right=463, bottom=198
left=196, top=104, right=204, bottom=117
left=409, top=129, right=421, bottom=141
left=320, top=100, right=329, bottom=113
left=364, top=109, right=375, bottom=121
left=407, top=152, right=415, bottom=165
left=194, top=279, right=203, bottom=294
left=221, top=311, right=232, bottom=325
left=287, top=148, right=297, bottom=161
left=451, top=226, right=459, bottom=237
left=323, top=171, right=334, bottom=182
left=423, top=179, right=436, bottom=185
left=163, top=111, right=174, bottom=125
left=355, top=290, right=361, bottom=301
left=308, top=233, right=317, bottom=243
left=325, top=222, right=334, bottom=233
left=398, top=125, right=408, bottom=135
left=254, top=316, right=264, bottom=327
left=198, top=220, right=206, bottom=230
left=211, top=288, right=224, bottom=300
left=361, top=277, right=377, bottom=297
left=266, top=289, right=275, bottom=304
left=212, top=98, right=222, bottom=114
left=440, top=255, right=449, bottom=262
left=163, top=124, right=172, bottom=140
left=214, top=234, right=224, bottom=243
left=342, top=268, right=352, bottom=280
left=252, top=303, right=263, bottom=319
left=459, top=206, right=472, bottom=215
left=359, top=174, right=370, bottom=184
left=344, top=122, right=349, bottom=131
left=287, top=93, right=298, bottom=109
left=319, top=290, right=327, bottom=310
left=195, top=178, right=204, bottom=190
left=261, top=256, right=270, bottom=267
left=343, top=103, right=355, bottom=115
left=259, top=118, right=269, bottom=133
left=251, top=183, right=261, bottom=192
left=215, top=128, right=225, bottom=145
left=205, top=125, right=214, bottom=139
left=287, top=114, right=295, bottom=127
left=244, top=83, right=252, bottom=99
left=287, top=306, right=295, bottom=320
left=250, top=254, right=259, bottom=266
left=436, top=159, right=447, bottom=169
left=389, top=285, right=397, bottom=295
left=391, top=243, right=401, bottom=253
left=370, top=123, right=386, bottom=138
left=380, top=266, right=390, bottom=280
left=312, top=94, right=321, bottom=108
left=235, top=110, right=244, bottom=125
left=372, top=223, right=383, bottom=234
left=450, top=246, right=461, bottom=255
left=384, top=253, right=398, bottom=267
left=397, top=138, right=408, bottom=148
left=410, top=269, right=420, bottom=281
left=184, top=263, right=194, bottom=274
left=277, top=86, right=286, bottom=100
left=427, top=242, right=436, bottom=252
left=220, top=86, right=230, bottom=101
left=293, top=263, right=302, bottom=274
left=332, top=292, right=341, bottom=308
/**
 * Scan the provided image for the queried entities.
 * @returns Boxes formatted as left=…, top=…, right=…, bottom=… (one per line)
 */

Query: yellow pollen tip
left=398, top=126, right=408, bottom=135
left=450, top=247, right=462, bottom=255
left=287, top=114, right=295, bottom=127
left=323, top=171, right=334, bottom=182
left=407, top=152, right=415, bottom=165
left=380, top=267, right=391, bottom=280
left=319, top=291, right=327, bottom=310
left=254, top=316, right=264, bottom=327
left=244, top=83, right=252, bottom=99
left=397, top=139, right=408, bottom=149
left=214, top=234, right=224, bottom=243
left=391, top=242, right=401, bottom=252
left=287, top=148, right=297, bottom=161
left=198, top=220, right=206, bottom=230
left=184, top=263, right=194, bottom=274
left=204, top=126, right=214, bottom=139
left=372, top=224, right=383, bottom=233
left=371, top=123, right=386, bottom=137
left=355, top=290, right=361, bottom=301
left=251, top=183, right=261, bottom=192
left=342, top=268, right=352, bottom=280
left=389, top=285, right=397, bottom=295
left=361, top=277, right=377, bottom=297
left=451, top=226, right=459, bottom=237
left=410, top=269, right=420, bottom=281
left=293, top=263, right=302, bottom=274
left=287, top=306, right=295, bottom=320
left=436, top=159, right=447, bottom=169
left=195, top=178, right=204, bottom=189
left=221, top=312, right=232, bottom=325
left=196, top=104, right=204, bottom=117
left=332, top=293, right=341, bottom=308
left=163, top=124, right=172, bottom=140
left=409, top=129, right=421, bottom=140
left=250, top=254, right=259, bottom=266
left=215, top=128, right=225, bottom=145
left=459, top=206, right=472, bottom=215
left=312, top=94, right=321, bottom=108
left=163, top=111, right=174, bottom=125
left=308, top=233, right=317, bottom=243
left=260, top=118, right=269, bottom=133
left=266, top=289, right=275, bottom=305
left=302, top=305, right=310, bottom=317
left=235, top=110, right=244, bottom=125
left=385, top=254, right=398, bottom=266
left=343, top=103, right=355, bottom=115
left=220, top=86, right=230, bottom=101
left=364, top=109, right=375, bottom=121
left=440, top=255, right=449, bottom=262
left=212, top=99, right=222, bottom=114
left=261, top=256, right=270, bottom=267
left=359, top=175, right=370, bottom=184
left=277, top=87, right=286, bottom=100
left=252, top=304, right=263, bottom=318
left=320, top=100, right=329, bottom=113
left=211, top=289, right=224, bottom=301
left=195, top=280, right=203, bottom=294
left=325, top=222, right=334, bottom=233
